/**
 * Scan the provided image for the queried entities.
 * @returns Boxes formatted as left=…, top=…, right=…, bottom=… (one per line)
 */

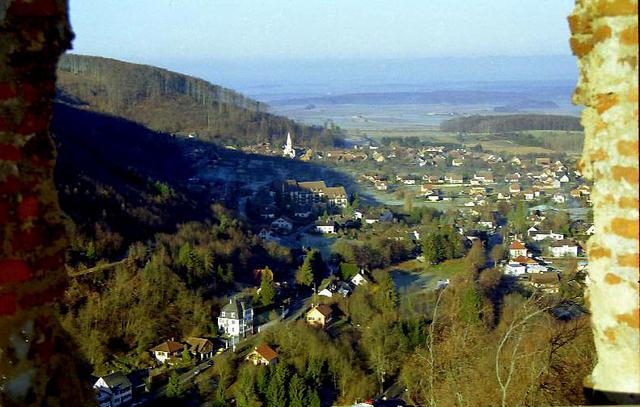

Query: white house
left=218, top=297, right=254, bottom=338
left=150, top=340, right=184, bottom=364
left=271, top=217, right=293, bottom=233
left=257, top=228, right=277, bottom=241
left=505, top=262, right=527, bottom=276
left=550, top=241, right=579, bottom=257
left=94, top=372, right=133, bottom=407
left=531, top=230, right=564, bottom=241
left=315, top=221, right=336, bottom=234
left=552, top=193, right=566, bottom=204
left=351, top=271, right=371, bottom=286
left=559, top=174, right=570, bottom=183
left=318, top=288, right=333, bottom=297
left=508, top=241, right=528, bottom=258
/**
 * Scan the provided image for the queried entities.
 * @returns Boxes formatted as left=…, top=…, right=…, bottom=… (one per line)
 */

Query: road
left=147, top=359, right=213, bottom=402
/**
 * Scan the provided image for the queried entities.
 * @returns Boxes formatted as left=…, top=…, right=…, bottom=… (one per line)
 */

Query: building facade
left=218, top=297, right=254, bottom=338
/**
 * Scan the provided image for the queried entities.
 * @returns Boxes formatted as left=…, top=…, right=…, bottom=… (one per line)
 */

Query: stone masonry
left=569, top=0, right=639, bottom=399
left=0, top=0, right=90, bottom=405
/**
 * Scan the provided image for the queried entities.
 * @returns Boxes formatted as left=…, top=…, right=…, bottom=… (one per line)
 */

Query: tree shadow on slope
left=51, top=103, right=376, bottom=260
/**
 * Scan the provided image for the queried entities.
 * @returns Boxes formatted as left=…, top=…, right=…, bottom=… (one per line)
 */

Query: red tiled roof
left=313, top=304, right=333, bottom=317
left=151, top=340, right=184, bottom=353
left=254, top=344, right=278, bottom=362
left=509, top=241, right=526, bottom=250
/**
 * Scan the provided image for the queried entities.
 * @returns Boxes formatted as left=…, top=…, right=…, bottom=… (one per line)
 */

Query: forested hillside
left=56, top=54, right=342, bottom=147
left=441, top=114, right=582, bottom=133
left=51, top=103, right=208, bottom=264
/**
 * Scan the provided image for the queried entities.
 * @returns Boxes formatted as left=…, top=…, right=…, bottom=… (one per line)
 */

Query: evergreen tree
left=375, top=271, right=398, bottom=313
left=296, top=255, right=314, bottom=287
left=178, top=242, right=192, bottom=269
left=422, top=233, right=445, bottom=264
left=259, top=267, right=276, bottom=306
left=309, top=250, right=326, bottom=279
left=182, top=348, right=193, bottom=365
left=266, top=362, right=289, bottom=407
left=351, top=192, right=360, bottom=209
left=466, top=240, right=487, bottom=271
left=166, top=371, right=183, bottom=398
left=256, top=365, right=270, bottom=397
left=288, top=373, right=308, bottom=407
left=235, top=366, right=257, bottom=407
left=308, top=388, right=321, bottom=407
left=459, top=283, right=482, bottom=325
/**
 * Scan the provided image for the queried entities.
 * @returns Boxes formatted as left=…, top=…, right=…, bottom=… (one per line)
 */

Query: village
left=92, top=131, right=592, bottom=407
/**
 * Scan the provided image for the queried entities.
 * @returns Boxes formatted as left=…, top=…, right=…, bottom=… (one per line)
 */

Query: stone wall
left=0, top=0, right=90, bottom=405
left=569, top=0, right=639, bottom=400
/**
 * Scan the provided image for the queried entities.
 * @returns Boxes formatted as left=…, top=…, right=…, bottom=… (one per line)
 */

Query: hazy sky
left=69, top=0, right=575, bottom=61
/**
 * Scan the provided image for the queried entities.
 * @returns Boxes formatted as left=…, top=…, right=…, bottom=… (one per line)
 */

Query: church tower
left=283, top=132, right=296, bottom=158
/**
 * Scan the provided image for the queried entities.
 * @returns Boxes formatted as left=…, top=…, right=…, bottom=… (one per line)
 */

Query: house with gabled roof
left=306, top=304, right=333, bottom=328
left=529, top=272, right=561, bottom=293
left=271, top=216, right=293, bottom=233
left=444, top=173, right=463, bottom=184
left=186, top=337, right=215, bottom=361
left=509, top=241, right=528, bottom=258
left=351, top=270, right=371, bottom=286
left=549, top=240, right=580, bottom=257
left=150, top=340, right=184, bottom=364
left=218, top=296, right=254, bottom=338
left=246, top=344, right=279, bottom=366
left=93, top=371, right=133, bottom=407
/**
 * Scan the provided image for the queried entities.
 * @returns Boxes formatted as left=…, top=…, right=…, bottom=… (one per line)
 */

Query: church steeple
left=283, top=132, right=296, bottom=158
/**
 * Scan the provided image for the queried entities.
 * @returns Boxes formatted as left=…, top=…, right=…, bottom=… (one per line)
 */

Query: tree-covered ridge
left=441, top=114, right=582, bottom=133
left=58, top=54, right=263, bottom=112
left=56, top=54, right=343, bottom=147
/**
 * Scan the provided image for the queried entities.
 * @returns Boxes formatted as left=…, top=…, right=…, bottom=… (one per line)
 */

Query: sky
left=68, top=0, right=578, bottom=90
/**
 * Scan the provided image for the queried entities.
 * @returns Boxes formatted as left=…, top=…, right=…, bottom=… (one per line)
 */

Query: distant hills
left=440, top=114, right=583, bottom=133
left=269, top=90, right=559, bottom=108
left=56, top=54, right=342, bottom=148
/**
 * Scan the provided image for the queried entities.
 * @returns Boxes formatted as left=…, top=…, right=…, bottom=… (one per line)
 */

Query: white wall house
left=150, top=340, right=184, bottom=364
left=318, top=288, right=333, bottom=298
left=94, top=372, right=133, bottom=407
left=505, top=262, right=527, bottom=276
left=218, top=297, right=254, bottom=338
left=315, top=222, right=336, bottom=234
left=351, top=271, right=371, bottom=286
left=271, top=217, right=293, bottom=232
left=550, top=243, right=579, bottom=257
left=531, top=230, right=564, bottom=241
left=509, top=241, right=528, bottom=258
